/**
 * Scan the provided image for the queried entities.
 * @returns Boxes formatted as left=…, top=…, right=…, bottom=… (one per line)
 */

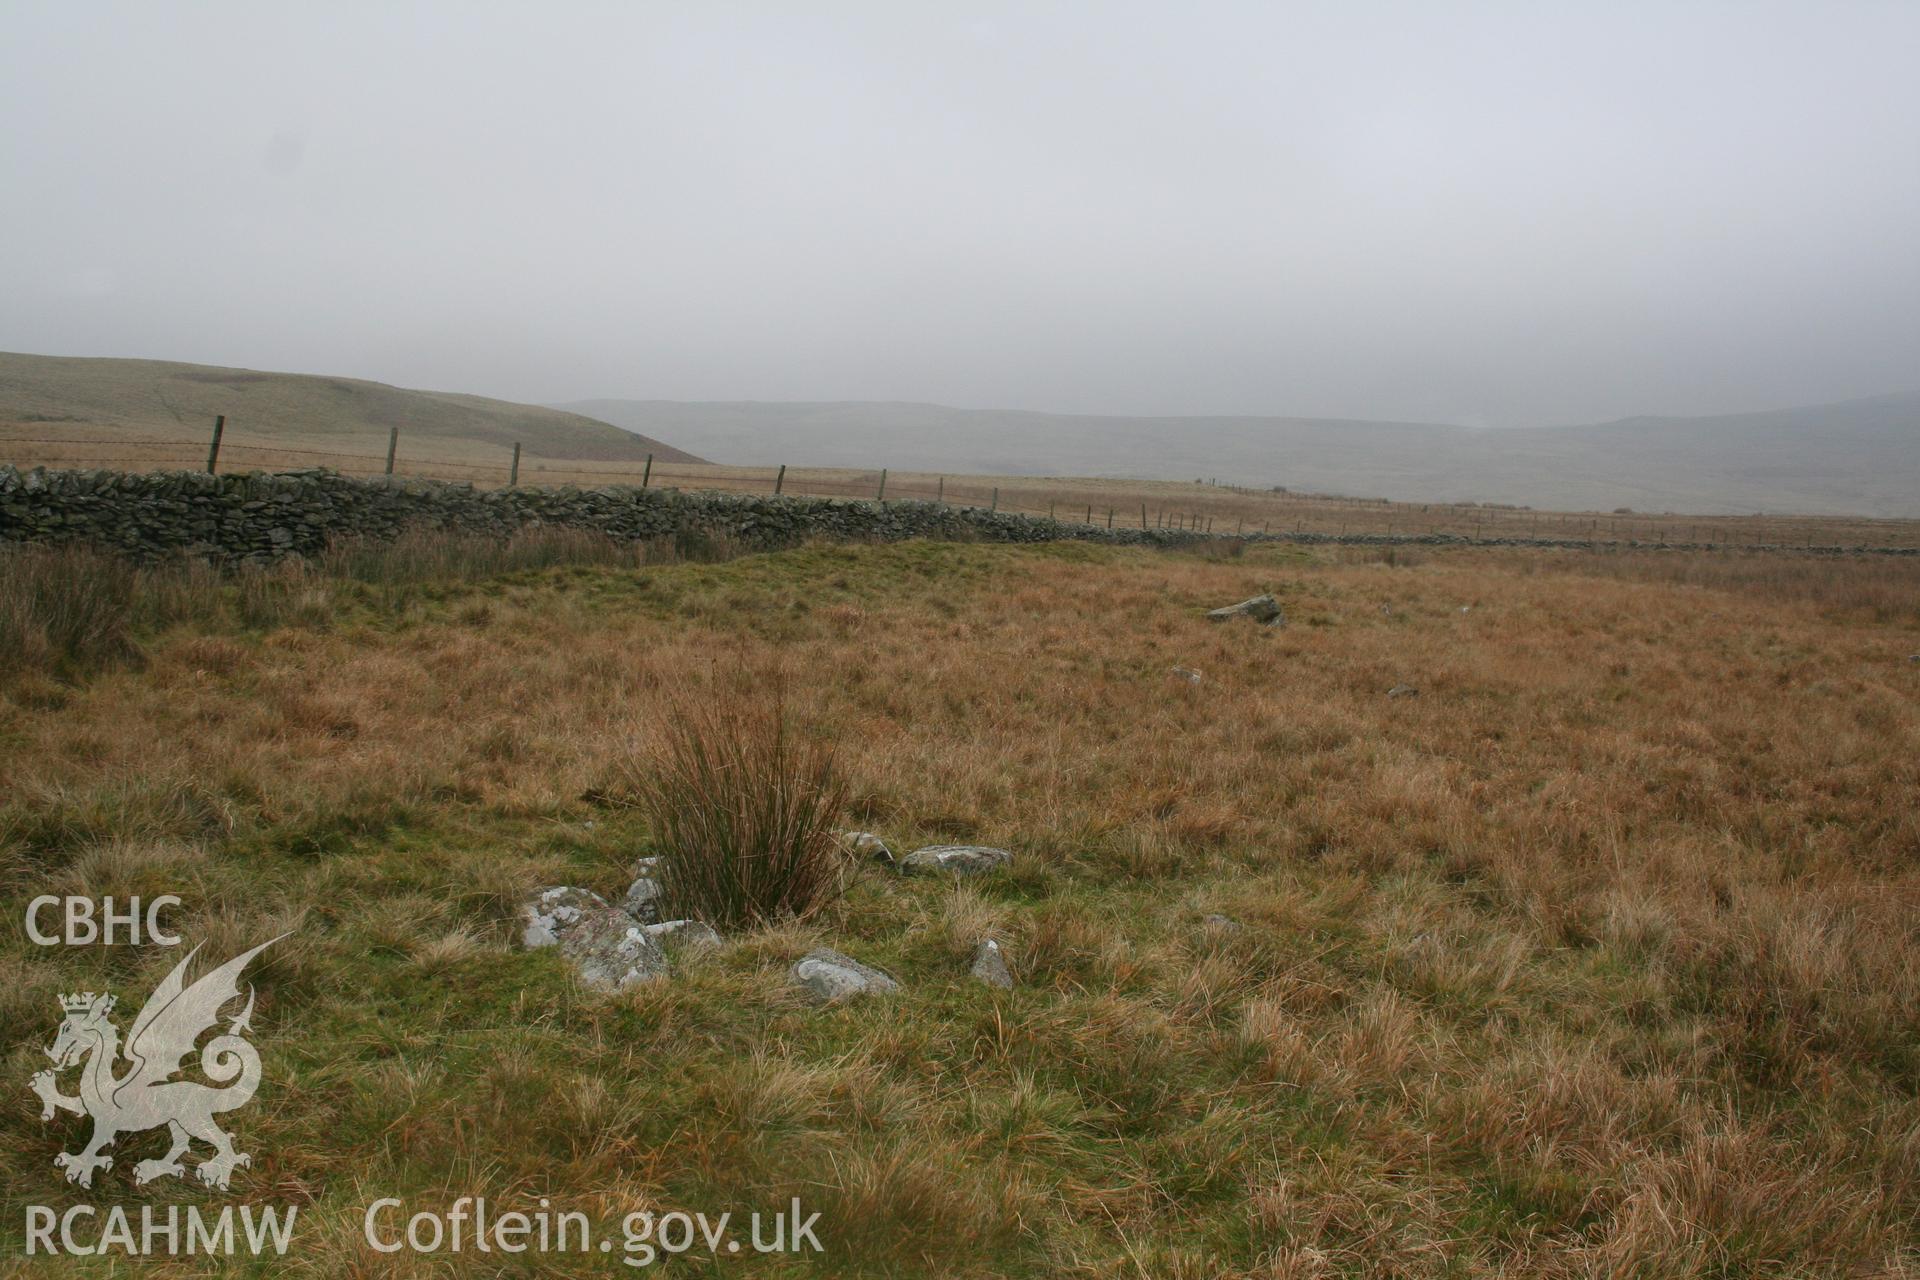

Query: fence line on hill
left=3, top=417, right=1916, bottom=552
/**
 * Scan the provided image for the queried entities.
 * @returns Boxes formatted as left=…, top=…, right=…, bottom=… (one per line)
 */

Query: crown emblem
left=59, top=992, right=114, bottom=1015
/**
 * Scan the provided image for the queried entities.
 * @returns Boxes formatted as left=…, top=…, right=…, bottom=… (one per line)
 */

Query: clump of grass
left=0, top=543, right=142, bottom=675
left=317, top=524, right=752, bottom=584
left=318, top=525, right=648, bottom=583
left=1191, top=536, right=1248, bottom=561
left=626, top=690, right=850, bottom=930
left=0, top=527, right=753, bottom=680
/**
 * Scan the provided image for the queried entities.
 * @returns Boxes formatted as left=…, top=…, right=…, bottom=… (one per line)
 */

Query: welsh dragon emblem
left=30, top=937, right=281, bottom=1191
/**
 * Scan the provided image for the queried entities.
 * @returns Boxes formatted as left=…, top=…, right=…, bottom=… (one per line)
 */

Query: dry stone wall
left=2, top=465, right=1911, bottom=559
left=0, top=465, right=1214, bottom=559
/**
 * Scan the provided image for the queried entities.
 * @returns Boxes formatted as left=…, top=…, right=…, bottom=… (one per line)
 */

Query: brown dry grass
left=1, top=536, right=1917, bottom=1275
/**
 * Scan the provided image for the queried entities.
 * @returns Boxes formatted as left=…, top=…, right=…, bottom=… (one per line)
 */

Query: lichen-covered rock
left=645, top=919, right=722, bottom=950
left=623, top=876, right=665, bottom=923
left=790, top=948, right=899, bottom=1002
left=1206, top=594, right=1283, bottom=625
left=521, top=886, right=669, bottom=991
left=969, top=939, right=1013, bottom=989
left=900, top=845, right=1013, bottom=875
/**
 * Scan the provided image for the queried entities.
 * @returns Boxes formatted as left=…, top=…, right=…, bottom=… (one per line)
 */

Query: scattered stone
left=1909, top=654, right=1919, bottom=663
left=840, top=831, right=895, bottom=865
left=1458, top=605, right=1472, bottom=614
left=645, top=919, right=722, bottom=950
left=1206, top=594, right=1284, bottom=626
left=1387, top=684, right=1419, bottom=699
left=1200, top=913, right=1242, bottom=931
left=1379, top=605, right=1393, bottom=616
left=790, top=948, right=900, bottom=1002
left=1169, top=666, right=1203, bottom=686
left=900, top=845, right=1014, bottom=875
left=623, top=876, right=665, bottom=923
left=630, top=855, right=660, bottom=878
left=969, top=939, right=1014, bottom=989
left=520, top=886, right=670, bottom=991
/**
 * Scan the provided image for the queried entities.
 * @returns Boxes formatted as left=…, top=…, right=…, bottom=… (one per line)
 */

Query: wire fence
left=5, top=421, right=1918, bottom=552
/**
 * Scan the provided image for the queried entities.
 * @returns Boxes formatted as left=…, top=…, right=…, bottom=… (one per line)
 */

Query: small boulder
left=645, top=919, right=722, bottom=950
left=791, top=948, right=900, bottom=1002
left=1387, top=684, right=1419, bottom=699
left=1200, top=913, right=1242, bottom=931
left=623, top=876, right=665, bottom=923
left=840, top=831, right=895, bottom=865
left=969, top=939, right=1013, bottom=989
left=900, top=845, right=1013, bottom=875
left=1206, top=594, right=1283, bottom=626
left=521, top=886, right=669, bottom=991
left=630, top=855, right=661, bottom=878
left=1169, top=666, right=1203, bottom=686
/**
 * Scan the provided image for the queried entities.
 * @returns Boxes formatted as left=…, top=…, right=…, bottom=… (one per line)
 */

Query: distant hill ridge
left=3, top=352, right=1910, bottom=515
left=0, top=353, right=702, bottom=463
left=561, top=393, right=1920, bottom=517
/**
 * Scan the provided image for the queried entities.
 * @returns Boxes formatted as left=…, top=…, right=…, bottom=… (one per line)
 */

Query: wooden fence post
left=509, top=442, right=521, bottom=487
left=774, top=464, right=785, bottom=495
left=642, top=454, right=653, bottom=488
left=1086, top=504, right=1093, bottom=524
left=1107, top=507, right=1114, bottom=529
left=876, top=468, right=887, bottom=501
left=205, top=415, right=225, bottom=474
left=991, top=487, right=999, bottom=512
left=936, top=476, right=944, bottom=504
left=1140, top=504, right=1147, bottom=529
left=385, top=426, right=399, bottom=476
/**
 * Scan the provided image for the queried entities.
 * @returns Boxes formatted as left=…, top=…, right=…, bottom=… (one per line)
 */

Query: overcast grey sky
left=2, top=1, right=1916, bottom=427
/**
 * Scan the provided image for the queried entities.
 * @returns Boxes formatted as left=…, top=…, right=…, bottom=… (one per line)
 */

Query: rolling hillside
left=563, top=393, right=1920, bottom=517
left=1, top=353, right=702, bottom=463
